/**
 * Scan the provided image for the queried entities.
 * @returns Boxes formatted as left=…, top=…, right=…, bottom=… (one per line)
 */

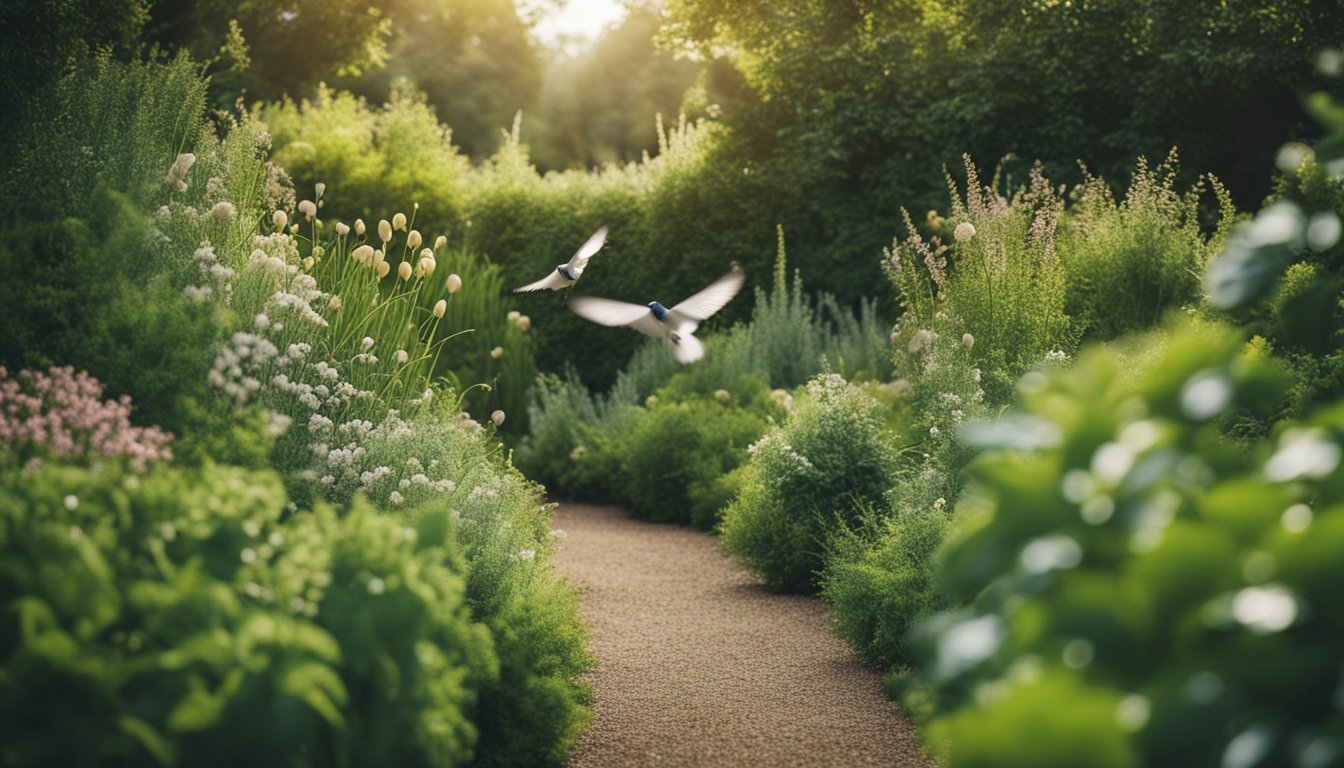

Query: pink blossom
left=0, top=366, right=173, bottom=471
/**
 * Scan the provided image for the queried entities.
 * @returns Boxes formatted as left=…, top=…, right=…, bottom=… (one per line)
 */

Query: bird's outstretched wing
left=514, top=270, right=566, bottom=293
left=666, top=269, right=745, bottom=333
left=568, top=296, right=662, bottom=337
left=567, top=226, right=608, bottom=271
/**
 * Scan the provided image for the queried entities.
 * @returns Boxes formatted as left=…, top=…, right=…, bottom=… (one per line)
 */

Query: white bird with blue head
left=567, top=268, right=745, bottom=364
left=514, top=226, right=609, bottom=292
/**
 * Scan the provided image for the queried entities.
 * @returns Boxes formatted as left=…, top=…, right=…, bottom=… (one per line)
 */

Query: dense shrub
left=0, top=461, right=491, bottom=767
left=0, top=55, right=282, bottom=462
left=1059, top=152, right=1234, bottom=340
left=719, top=374, right=899, bottom=592
left=617, top=381, right=773, bottom=529
left=822, top=468, right=954, bottom=670
left=903, top=321, right=1344, bottom=766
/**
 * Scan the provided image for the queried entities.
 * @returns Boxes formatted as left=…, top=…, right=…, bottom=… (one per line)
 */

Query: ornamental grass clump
left=0, top=366, right=172, bottom=470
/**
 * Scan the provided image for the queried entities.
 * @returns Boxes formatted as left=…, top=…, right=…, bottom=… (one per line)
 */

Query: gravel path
left=551, top=502, right=931, bottom=767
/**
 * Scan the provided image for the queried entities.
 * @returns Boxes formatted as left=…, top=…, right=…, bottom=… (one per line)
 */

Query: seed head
left=491, top=410, right=506, bottom=427
left=394, top=349, right=409, bottom=364
left=393, top=212, right=407, bottom=231
left=417, top=256, right=435, bottom=278
left=352, top=244, right=375, bottom=266
left=273, top=210, right=288, bottom=231
left=398, top=261, right=413, bottom=281
left=377, top=261, right=390, bottom=279
left=954, top=222, right=976, bottom=243
left=210, top=201, right=236, bottom=221
left=407, top=230, right=422, bottom=250
left=335, top=222, right=350, bottom=237
left=314, top=182, right=326, bottom=201
left=433, top=299, right=447, bottom=318
left=434, top=235, right=447, bottom=251
left=507, top=310, right=520, bottom=324
left=962, top=333, right=975, bottom=350
left=445, top=274, right=462, bottom=294
left=355, top=219, right=366, bottom=236
left=298, top=199, right=316, bottom=220
left=379, top=219, right=392, bottom=243
left=490, top=346, right=503, bottom=359
left=516, top=315, right=531, bottom=332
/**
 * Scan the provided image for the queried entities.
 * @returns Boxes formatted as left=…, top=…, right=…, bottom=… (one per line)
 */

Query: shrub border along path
left=552, top=503, right=929, bottom=767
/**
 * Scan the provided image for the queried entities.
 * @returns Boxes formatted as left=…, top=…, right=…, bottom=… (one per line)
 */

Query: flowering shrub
left=889, top=157, right=1077, bottom=404
left=904, top=321, right=1344, bottom=767
left=719, top=374, right=899, bottom=592
left=0, top=366, right=172, bottom=470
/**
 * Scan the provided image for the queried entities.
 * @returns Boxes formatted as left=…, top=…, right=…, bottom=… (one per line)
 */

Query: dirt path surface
left=551, top=502, right=931, bottom=768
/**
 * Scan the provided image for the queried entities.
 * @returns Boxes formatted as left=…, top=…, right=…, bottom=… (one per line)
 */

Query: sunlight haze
left=534, top=0, right=627, bottom=45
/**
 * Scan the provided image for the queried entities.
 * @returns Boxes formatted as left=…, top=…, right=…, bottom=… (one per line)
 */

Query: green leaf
left=119, top=716, right=176, bottom=766
left=278, top=660, right=348, bottom=728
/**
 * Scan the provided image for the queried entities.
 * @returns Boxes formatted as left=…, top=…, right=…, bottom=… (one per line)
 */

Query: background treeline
left=6, top=1, right=1341, bottom=389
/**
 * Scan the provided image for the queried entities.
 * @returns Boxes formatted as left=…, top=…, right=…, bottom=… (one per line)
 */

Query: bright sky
left=534, top=0, right=628, bottom=45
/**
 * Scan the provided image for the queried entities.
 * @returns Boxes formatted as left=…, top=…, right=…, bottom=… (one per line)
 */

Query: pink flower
left=0, top=366, right=173, bottom=471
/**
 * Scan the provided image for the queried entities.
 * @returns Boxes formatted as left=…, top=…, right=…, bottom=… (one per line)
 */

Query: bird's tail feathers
left=666, top=331, right=705, bottom=364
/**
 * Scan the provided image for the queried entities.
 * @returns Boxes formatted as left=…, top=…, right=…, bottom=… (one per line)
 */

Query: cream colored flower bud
left=377, top=261, right=390, bottom=279
left=302, top=256, right=314, bottom=271
left=329, top=295, right=343, bottom=309
left=418, top=255, right=436, bottom=278
left=335, top=222, right=350, bottom=237
left=491, top=410, right=506, bottom=427
left=507, top=310, right=520, bottom=324
left=516, top=315, right=531, bottom=332
left=962, top=333, right=975, bottom=350
left=433, top=299, right=447, bottom=318
left=398, top=261, right=413, bottom=281
left=352, top=244, right=375, bottom=266
left=355, top=218, right=366, bottom=236
left=434, top=235, right=447, bottom=251
left=361, top=336, right=375, bottom=352
left=490, top=346, right=503, bottom=359
left=393, top=212, right=407, bottom=231
left=298, top=199, right=316, bottom=220
left=714, top=389, right=731, bottom=403
left=314, top=182, right=326, bottom=200
left=379, top=219, right=392, bottom=243
left=954, top=222, right=976, bottom=242
left=288, top=224, right=298, bottom=235
left=273, top=210, right=288, bottom=231
left=407, top=230, right=422, bottom=250
left=445, top=273, right=462, bottom=294
left=394, top=349, right=409, bottom=364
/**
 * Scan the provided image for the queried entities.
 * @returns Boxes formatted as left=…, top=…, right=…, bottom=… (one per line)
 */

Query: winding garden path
left=551, top=502, right=931, bottom=767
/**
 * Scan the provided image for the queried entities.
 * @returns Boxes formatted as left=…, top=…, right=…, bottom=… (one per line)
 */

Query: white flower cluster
left=209, top=332, right=277, bottom=403
left=182, top=240, right=237, bottom=303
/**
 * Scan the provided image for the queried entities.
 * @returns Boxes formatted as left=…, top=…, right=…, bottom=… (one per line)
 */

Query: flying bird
left=567, top=269, right=746, bottom=364
left=514, top=226, right=608, bottom=293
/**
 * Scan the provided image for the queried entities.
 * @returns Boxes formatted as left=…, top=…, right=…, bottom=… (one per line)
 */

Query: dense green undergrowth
left=0, top=55, right=590, bottom=767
